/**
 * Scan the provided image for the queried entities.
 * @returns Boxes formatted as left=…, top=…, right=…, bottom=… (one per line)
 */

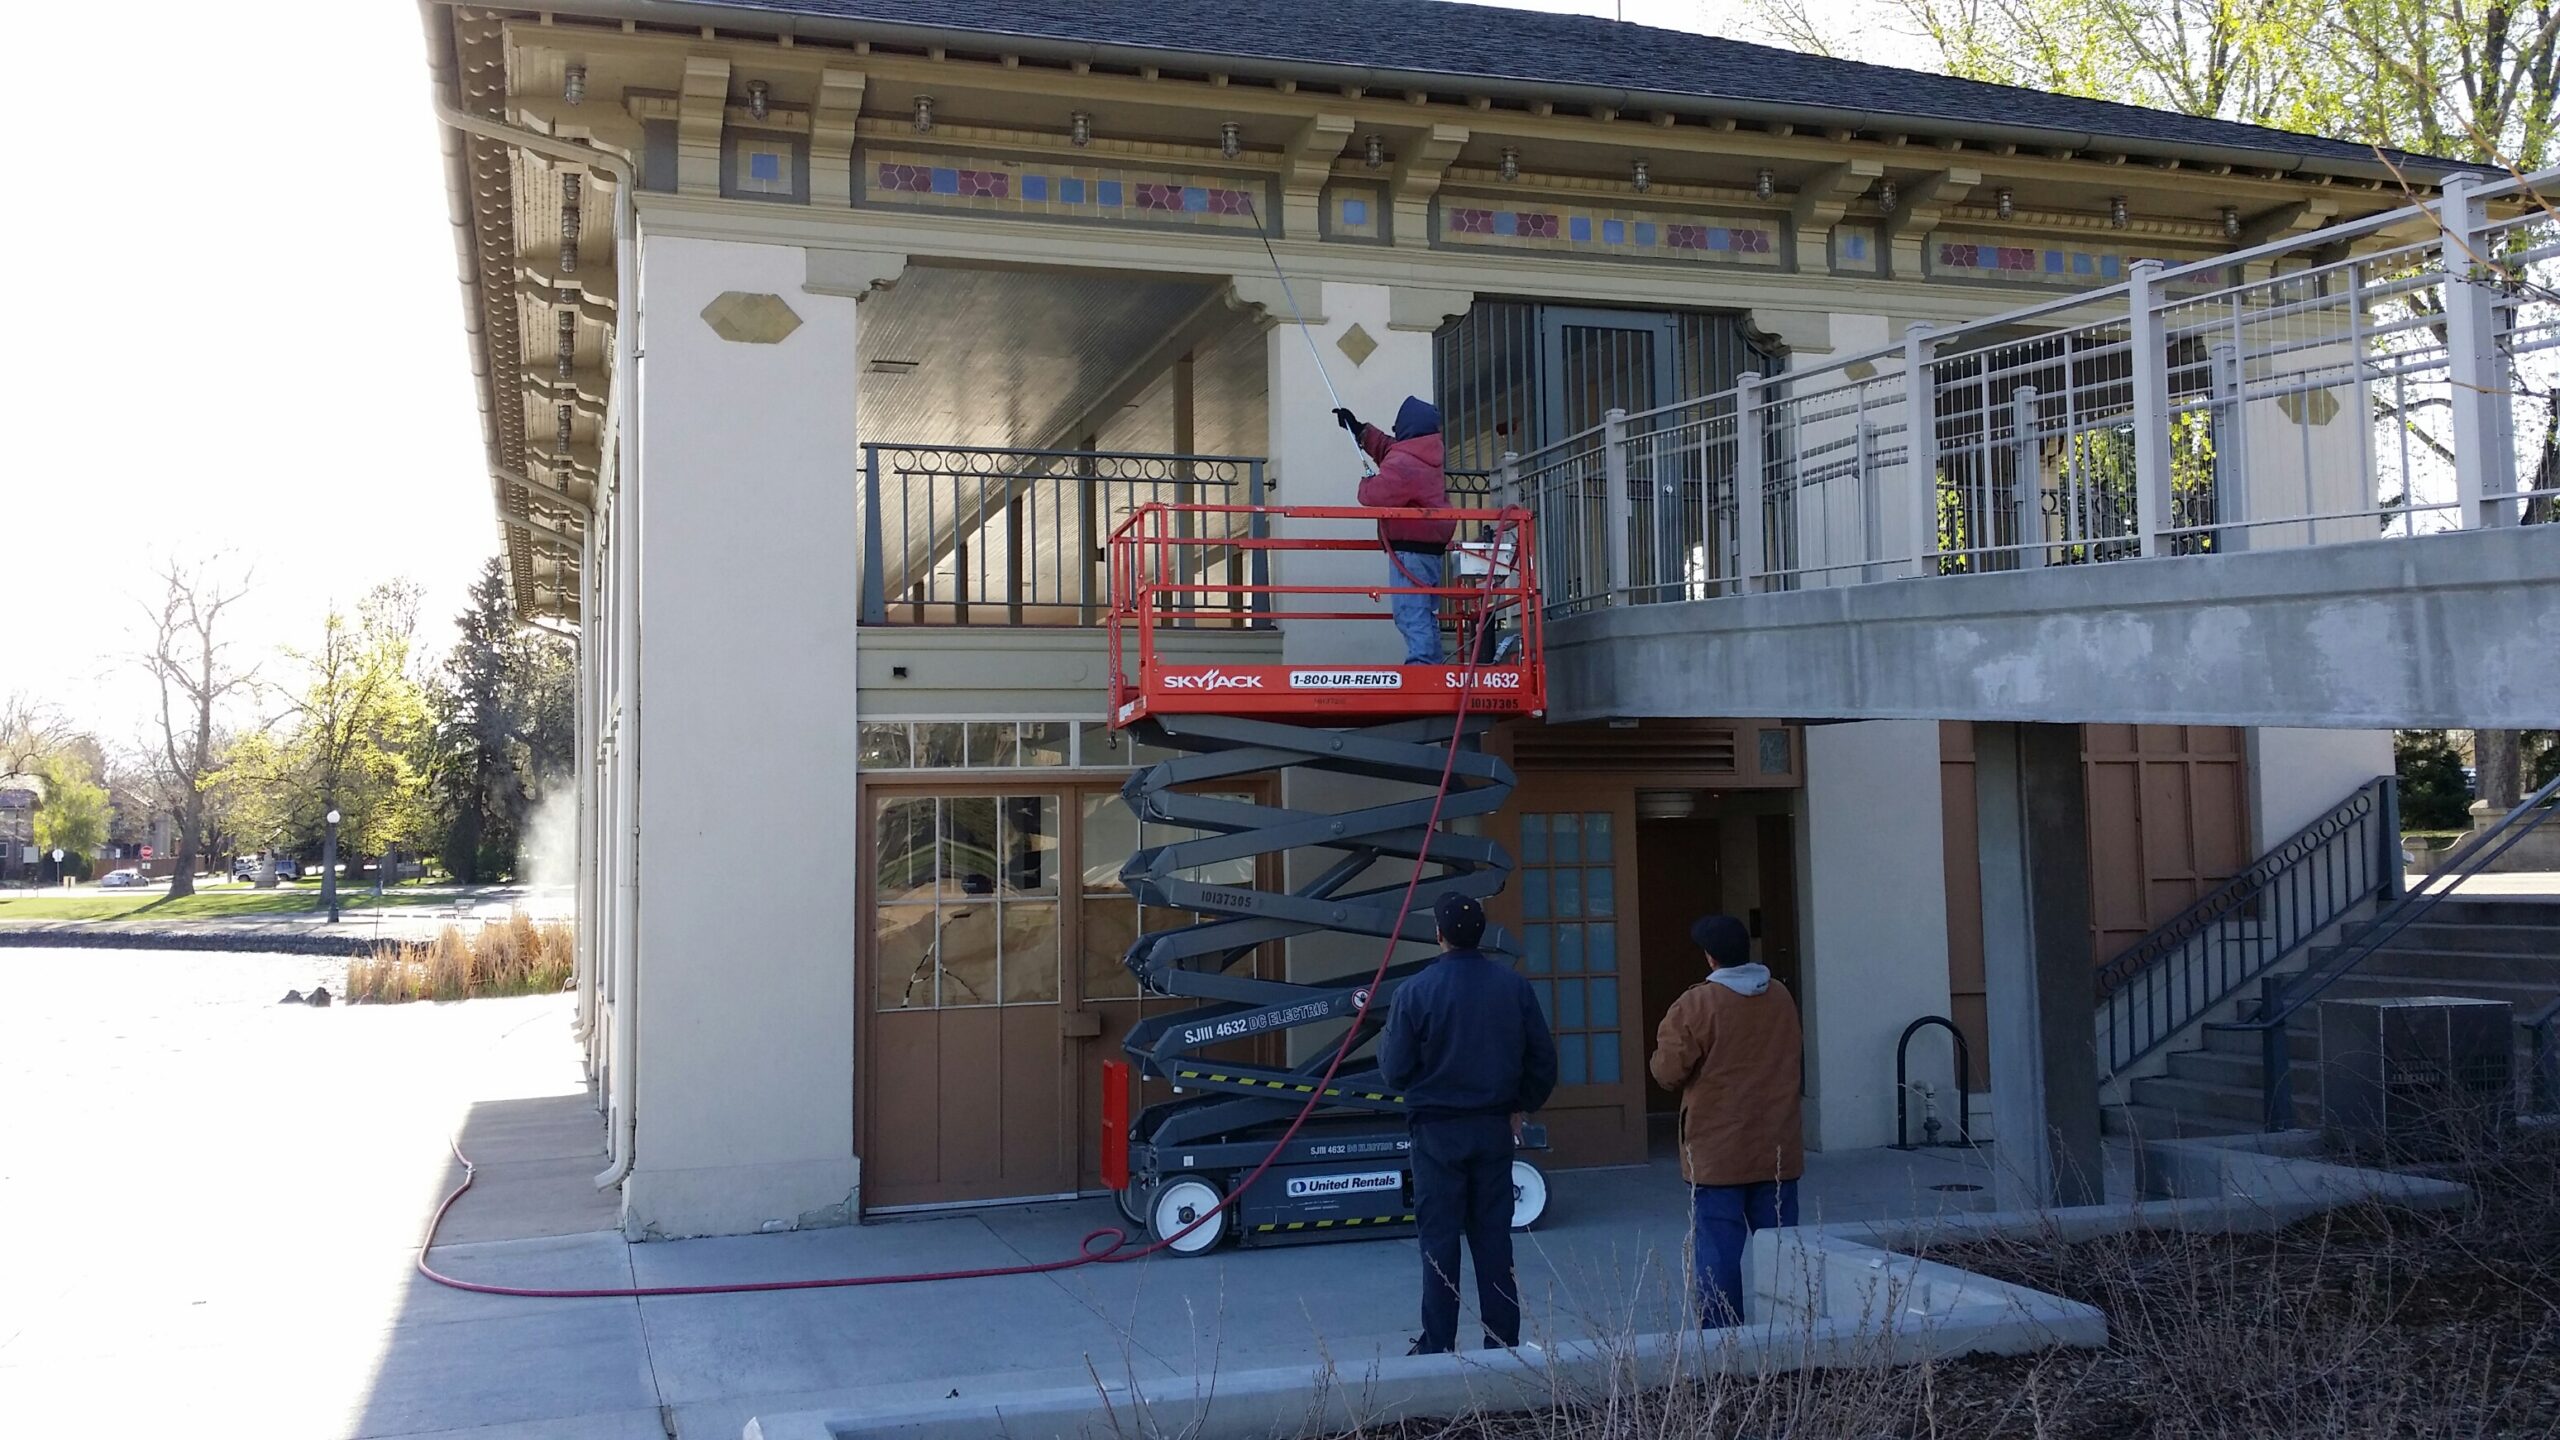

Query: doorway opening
left=1634, top=788, right=1802, bottom=1121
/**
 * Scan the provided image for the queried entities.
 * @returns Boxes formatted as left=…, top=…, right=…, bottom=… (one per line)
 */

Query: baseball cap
left=1434, top=893, right=1487, bottom=948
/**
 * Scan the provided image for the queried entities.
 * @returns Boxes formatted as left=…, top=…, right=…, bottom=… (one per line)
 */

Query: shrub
left=344, top=913, right=573, bottom=1003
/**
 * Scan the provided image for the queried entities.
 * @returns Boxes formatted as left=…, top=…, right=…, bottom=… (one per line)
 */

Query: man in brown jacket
left=1648, top=913, right=1803, bottom=1325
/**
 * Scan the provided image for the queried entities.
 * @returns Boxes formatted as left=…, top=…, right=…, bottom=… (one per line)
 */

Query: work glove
left=1332, top=407, right=1361, bottom=434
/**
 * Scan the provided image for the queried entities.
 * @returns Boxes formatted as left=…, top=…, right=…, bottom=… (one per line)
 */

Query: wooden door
left=1487, top=783, right=1647, bottom=1168
left=1638, top=814, right=1720, bottom=1114
left=865, top=788, right=1073, bottom=1209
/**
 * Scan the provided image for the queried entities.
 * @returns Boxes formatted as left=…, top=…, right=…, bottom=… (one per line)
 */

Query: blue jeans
left=1692, top=1178, right=1799, bottom=1326
left=1389, top=550, right=1444, bottom=663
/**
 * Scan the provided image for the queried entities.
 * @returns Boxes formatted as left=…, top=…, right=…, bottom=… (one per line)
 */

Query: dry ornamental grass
left=343, top=914, right=574, bottom=1003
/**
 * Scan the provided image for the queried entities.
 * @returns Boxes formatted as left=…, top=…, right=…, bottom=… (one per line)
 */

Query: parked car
left=231, top=856, right=299, bottom=881
left=99, top=868, right=148, bottom=888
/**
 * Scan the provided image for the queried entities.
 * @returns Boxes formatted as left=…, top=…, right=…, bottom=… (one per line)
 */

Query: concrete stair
left=2101, top=898, right=2559, bottom=1140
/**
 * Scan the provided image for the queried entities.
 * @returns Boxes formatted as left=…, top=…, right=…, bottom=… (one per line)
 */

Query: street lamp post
left=322, top=809, right=342, bottom=924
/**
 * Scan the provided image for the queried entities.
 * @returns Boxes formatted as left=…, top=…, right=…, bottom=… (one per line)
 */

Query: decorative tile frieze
left=1325, top=183, right=1385, bottom=243
left=858, top=147, right=1271, bottom=231
left=1432, top=195, right=1783, bottom=266
left=1831, top=223, right=1881, bottom=275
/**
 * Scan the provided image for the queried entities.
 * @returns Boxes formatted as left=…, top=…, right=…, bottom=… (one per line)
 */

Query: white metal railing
left=1507, top=168, right=2560, bottom=616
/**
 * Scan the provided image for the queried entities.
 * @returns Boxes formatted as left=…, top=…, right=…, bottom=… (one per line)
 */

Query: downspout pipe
left=419, top=0, right=644, bottom=1194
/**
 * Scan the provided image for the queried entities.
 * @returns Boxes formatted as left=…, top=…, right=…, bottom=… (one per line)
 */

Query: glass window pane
left=967, top=722, right=1017, bottom=767
left=1554, top=868, right=1582, bottom=918
left=1552, top=812, right=1581, bottom=863
left=942, top=797, right=1001, bottom=897
left=875, top=904, right=939, bottom=1010
left=1556, top=924, right=1584, bottom=975
left=1001, top=902, right=1060, bottom=1003
left=1530, top=979, right=1553, bottom=1021
left=1520, top=813, right=1548, bottom=864
left=1080, top=792, right=1135, bottom=895
left=912, top=723, right=966, bottom=768
left=1523, top=924, right=1551, bottom=974
left=1017, top=722, right=1071, bottom=767
left=875, top=797, right=938, bottom=898
left=1588, top=923, right=1617, bottom=972
left=1587, top=865, right=1615, bottom=917
left=1557, top=1033, right=1588, bottom=1086
left=938, top=898, right=1000, bottom=1006
left=1082, top=899, right=1140, bottom=1001
left=1002, top=796, right=1060, bottom=895
left=859, top=723, right=911, bottom=768
left=1557, top=978, right=1586, bottom=1029
left=1522, top=870, right=1549, bottom=920
left=1586, top=811, right=1613, bottom=862
left=1590, top=977, right=1620, bottom=1029
left=1591, top=1039, right=1621, bottom=1084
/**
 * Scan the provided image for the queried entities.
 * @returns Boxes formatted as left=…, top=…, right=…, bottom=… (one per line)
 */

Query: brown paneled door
left=863, top=779, right=1276, bottom=1211
left=1488, top=783, right=1647, bottom=1169
left=866, top=789, right=1073, bottom=1209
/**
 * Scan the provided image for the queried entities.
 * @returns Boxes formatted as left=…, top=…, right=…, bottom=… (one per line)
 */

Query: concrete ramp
left=1547, top=526, right=2560, bottom=729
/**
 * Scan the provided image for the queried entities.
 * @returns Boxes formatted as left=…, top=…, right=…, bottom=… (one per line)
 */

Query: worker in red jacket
left=1335, top=397, right=1453, bottom=663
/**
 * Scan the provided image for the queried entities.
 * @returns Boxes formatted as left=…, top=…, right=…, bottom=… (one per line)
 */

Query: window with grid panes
left=1518, top=811, right=1621, bottom=1086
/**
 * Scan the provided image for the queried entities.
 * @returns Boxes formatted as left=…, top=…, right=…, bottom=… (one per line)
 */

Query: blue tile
left=930, top=167, right=959, bottom=195
left=1098, top=179, right=1123, bottom=207
left=1569, top=216, right=1592, bottom=242
left=2100, top=255, right=2121, bottom=279
left=1708, top=227, right=1730, bottom=250
left=1844, top=233, right=1867, bottom=259
left=1061, top=177, right=1085, bottom=204
left=1022, top=175, right=1049, bottom=202
left=2073, top=252, right=2094, bottom=275
left=1182, top=186, right=1208, bottom=212
left=2045, top=249, right=2064, bottom=273
left=748, top=152, right=781, bottom=182
left=1633, top=222, right=1657, bottom=247
left=1602, top=219, right=1625, bottom=245
left=1341, top=197, right=1368, bottom=226
left=1494, top=211, right=1518, bottom=236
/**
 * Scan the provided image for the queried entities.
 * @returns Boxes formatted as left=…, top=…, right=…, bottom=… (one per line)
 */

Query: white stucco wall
left=624, top=232, right=864, bottom=1238
left=1798, top=719, right=1956, bottom=1151
left=2250, top=727, right=2396, bottom=853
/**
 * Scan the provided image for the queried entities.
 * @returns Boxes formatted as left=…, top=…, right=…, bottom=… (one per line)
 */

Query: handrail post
left=1902, top=324, right=1937, bottom=577
left=2260, top=974, right=2294, bottom=1131
left=2381, top=776, right=2405, bottom=901
left=2208, top=341, right=2244, bottom=552
left=2010, top=384, right=2043, bottom=569
left=860, top=446, right=888, bottom=625
left=1247, top=459, right=1271, bottom=628
left=1497, top=451, right=1521, bottom=511
left=2128, top=259, right=2174, bottom=558
left=1736, top=372, right=1766, bottom=593
left=2439, top=172, right=2514, bottom=529
left=1603, top=409, right=1632, bottom=605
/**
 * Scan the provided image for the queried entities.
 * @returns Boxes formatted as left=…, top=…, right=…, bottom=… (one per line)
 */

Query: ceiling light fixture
left=746, top=80, right=769, bottom=121
left=1995, top=186, right=2014, bottom=220
left=1877, top=178, right=1899, bottom=213
left=1069, top=111, right=1092, bottom=147
left=1500, top=146, right=1521, bottom=182
left=912, top=95, right=935, bottom=134
left=1364, top=133, right=1387, bottom=168
left=564, top=64, right=586, bottom=106
left=1632, top=157, right=1650, bottom=193
left=1755, top=167, right=1774, bottom=201
left=1219, top=121, right=1242, bottom=160
left=2110, top=194, right=2129, bottom=228
left=2222, top=205, right=2242, bottom=238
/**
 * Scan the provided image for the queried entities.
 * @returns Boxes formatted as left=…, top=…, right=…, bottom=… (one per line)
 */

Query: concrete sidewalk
left=0, top=956, right=2117, bottom=1440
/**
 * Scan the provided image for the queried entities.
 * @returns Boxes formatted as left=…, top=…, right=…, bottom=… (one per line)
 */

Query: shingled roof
left=651, top=0, right=2440, bottom=177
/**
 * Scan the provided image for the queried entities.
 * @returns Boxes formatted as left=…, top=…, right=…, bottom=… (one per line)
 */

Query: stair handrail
left=2095, top=776, right=2397, bottom=1079
left=2220, top=769, right=2560, bottom=1130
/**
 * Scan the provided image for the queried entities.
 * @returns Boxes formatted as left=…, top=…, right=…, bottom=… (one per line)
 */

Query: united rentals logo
left=1162, top=668, right=1266, bottom=691
left=1285, top=1170, right=1401, bottom=1198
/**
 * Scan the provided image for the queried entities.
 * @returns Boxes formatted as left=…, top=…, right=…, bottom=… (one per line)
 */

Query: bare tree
left=140, top=560, right=255, bottom=897
left=1, top=694, right=68, bottom=789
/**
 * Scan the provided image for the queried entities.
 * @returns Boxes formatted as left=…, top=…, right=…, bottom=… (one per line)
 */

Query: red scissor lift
left=1097, top=504, right=1553, bottom=1252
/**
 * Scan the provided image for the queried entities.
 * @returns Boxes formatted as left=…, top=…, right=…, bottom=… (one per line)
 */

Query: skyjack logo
left=1161, top=669, right=1266, bottom=691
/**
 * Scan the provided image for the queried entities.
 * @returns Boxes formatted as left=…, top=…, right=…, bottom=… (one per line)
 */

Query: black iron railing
left=860, top=443, right=1266, bottom=626
left=2218, top=771, right=2560, bottom=1130
left=2096, top=777, right=2398, bottom=1080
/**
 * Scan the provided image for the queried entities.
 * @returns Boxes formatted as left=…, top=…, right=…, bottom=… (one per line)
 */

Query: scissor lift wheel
left=1149, top=1176, right=1229, bottom=1254
left=1510, top=1160, right=1550, bottom=1231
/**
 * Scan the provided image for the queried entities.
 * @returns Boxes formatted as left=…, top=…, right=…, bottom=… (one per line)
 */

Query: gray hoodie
left=1705, top=961, right=1771, bottom=997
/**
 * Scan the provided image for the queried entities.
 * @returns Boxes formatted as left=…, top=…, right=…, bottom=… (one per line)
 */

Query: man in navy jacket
left=1379, top=893, right=1559, bottom=1354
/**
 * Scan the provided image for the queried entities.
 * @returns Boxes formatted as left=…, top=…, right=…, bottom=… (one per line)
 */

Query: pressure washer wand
left=1242, top=196, right=1376, bottom=477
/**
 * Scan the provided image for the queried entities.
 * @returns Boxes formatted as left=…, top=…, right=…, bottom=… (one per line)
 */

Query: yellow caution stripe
left=1171, top=1070, right=1405, bottom=1103
left=1253, top=1214, right=1415, bottom=1233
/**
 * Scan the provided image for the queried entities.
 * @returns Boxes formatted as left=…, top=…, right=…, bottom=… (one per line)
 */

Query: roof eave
left=562, top=0, right=2450, bottom=184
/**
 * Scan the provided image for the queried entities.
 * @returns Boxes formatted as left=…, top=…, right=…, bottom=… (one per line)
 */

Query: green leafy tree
left=228, top=582, right=436, bottom=867
left=30, top=751, right=109, bottom=867
left=2396, top=729, right=2475, bottom=828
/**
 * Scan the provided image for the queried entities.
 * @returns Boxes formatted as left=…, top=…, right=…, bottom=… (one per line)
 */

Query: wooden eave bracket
left=677, top=54, right=732, bottom=196
left=1389, top=123, right=1471, bottom=248
left=1886, top=166, right=1981, bottom=273
left=1790, top=157, right=1884, bottom=257
left=1282, top=113, right=1356, bottom=237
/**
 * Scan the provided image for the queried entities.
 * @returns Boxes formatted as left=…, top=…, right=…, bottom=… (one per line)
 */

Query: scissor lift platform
left=1098, top=505, right=1552, bottom=1252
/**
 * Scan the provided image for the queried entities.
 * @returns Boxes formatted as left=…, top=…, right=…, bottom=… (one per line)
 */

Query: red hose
left=419, top=540, right=1511, bottom=1299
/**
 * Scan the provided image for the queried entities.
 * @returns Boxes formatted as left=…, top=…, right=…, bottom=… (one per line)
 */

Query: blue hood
left=1392, top=396, right=1442, bottom=441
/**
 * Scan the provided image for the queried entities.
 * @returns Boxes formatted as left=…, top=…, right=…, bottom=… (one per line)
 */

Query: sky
left=0, top=0, right=1890, bottom=756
